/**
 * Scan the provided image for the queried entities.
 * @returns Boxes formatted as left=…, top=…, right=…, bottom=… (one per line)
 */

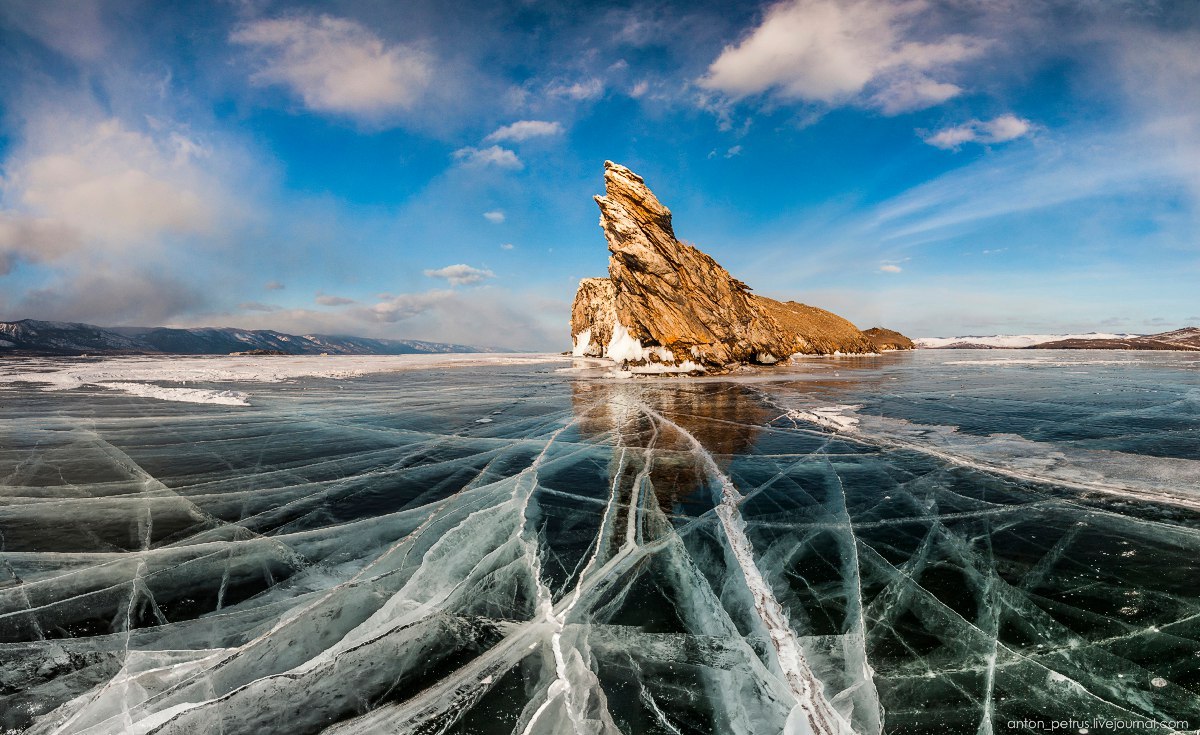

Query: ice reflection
left=571, top=379, right=772, bottom=512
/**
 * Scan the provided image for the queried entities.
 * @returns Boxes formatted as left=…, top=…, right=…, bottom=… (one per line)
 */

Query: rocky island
left=571, top=161, right=913, bottom=372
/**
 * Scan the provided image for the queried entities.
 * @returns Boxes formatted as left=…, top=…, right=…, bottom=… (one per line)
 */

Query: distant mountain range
left=916, top=328, right=1200, bottom=350
left=0, top=320, right=503, bottom=356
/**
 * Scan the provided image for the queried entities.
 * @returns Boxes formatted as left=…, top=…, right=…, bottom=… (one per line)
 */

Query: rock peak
left=572, top=163, right=912, bottom=372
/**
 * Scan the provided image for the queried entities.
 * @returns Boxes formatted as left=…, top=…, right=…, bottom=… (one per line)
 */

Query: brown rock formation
left=571, top=161, right=912, bottom=370
left=862, top=327, right=915, bottom=352
left=569, top=278, right=616, bottom=357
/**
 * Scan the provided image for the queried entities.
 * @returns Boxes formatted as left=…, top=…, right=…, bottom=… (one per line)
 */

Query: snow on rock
left=571, top=329, right=593, bottom=357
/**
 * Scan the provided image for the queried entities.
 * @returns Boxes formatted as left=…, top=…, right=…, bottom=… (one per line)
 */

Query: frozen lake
left=1, top=351, right=1198, bottom=734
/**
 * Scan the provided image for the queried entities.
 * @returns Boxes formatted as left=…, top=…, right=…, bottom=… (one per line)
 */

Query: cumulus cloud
left=0, top=91, right=268, bottom=328
left=483, top=210, right=505, bottom=223
left=700, top=0, right=987, bottom=113
left=315, top=293, right=356, bottom=306
left=452, top=145, right=523, bottom=169
left=484, top=120, right=563, bottom=143
left=880, top=264, right=903, bottom=273
left=500, top=243, right=515, bottom=250
left=924, top=114, right=1033, bottom=149
left=423, top=264, right=495, bottom=286
left=2, top=117, right=222, bottom=247
left=231, top=14, right=432, bottom=118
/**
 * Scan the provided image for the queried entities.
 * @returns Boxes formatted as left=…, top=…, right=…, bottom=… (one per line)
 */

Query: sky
left=0, top=0, right=1197, bottom=349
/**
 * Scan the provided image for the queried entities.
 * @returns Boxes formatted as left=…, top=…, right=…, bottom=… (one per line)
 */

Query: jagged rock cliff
left=571, top=161, right=912, bottom=371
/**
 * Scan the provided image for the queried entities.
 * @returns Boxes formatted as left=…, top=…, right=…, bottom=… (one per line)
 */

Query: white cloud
left=0, top=213, right=80, bottom=275
left=315, top=293, right=356, bottom=306
left=369, top=290, right=454, bottom=321
left=547, top=78, right=604, bottom=100
left=870, top=76, right=962, bottom=115
left=423, top=263, right=496, bottom=286
left=500, top=243, right=515, bottom=250
left=924, top=114, right=1033, bottom=149
left=6, top=118, right=220, bottom=245
left=452, top=145, right=523, bottom=170
left=231, top=14, right=432, bottom=118
left=484, top=120, right=563, bottom=143
left=880, top=264, right=903, bottom=273
left=699, top=0, right=986, bottom=113
left=483, top=210, right=506, bottom=223
left=1, top=116, right=230, bottom=251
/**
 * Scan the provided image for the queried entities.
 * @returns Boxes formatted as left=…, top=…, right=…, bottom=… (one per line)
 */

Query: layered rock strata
left=571, top=161, right=911, bottom=371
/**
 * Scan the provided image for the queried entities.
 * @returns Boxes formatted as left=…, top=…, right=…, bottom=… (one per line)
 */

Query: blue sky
left=0, top=0, right=1197, bottom=348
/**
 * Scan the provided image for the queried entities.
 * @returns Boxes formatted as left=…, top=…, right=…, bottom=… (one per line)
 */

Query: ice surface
left=1, top=350, right=1199, bottom=734
left=0, top=354, right=566, bottom=405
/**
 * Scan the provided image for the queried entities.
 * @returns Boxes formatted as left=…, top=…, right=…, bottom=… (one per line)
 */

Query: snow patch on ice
left=97, top=382, right=251, bottom=406
left=787, top=405, right=862, bottom=433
